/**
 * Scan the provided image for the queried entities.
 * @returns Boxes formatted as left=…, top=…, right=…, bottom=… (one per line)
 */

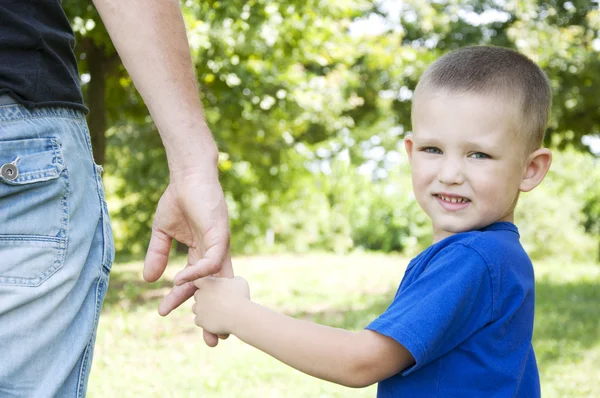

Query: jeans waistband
left=0, top=95, right=85, bottom=122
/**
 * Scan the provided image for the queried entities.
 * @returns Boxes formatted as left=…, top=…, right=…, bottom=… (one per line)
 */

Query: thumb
left=218, top=251, right=234, bottom=278
left=143, top=226, right=173, bottom=282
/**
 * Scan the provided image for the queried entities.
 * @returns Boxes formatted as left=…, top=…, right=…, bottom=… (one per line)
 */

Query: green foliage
left=580, top=156, right=600, bottom=260
left=227, top=154, right=432, bottom=256
left=243, top=150, right=599, bottom=262
left=103, top=122, right=169, bottom=254
left=64, top=0, right=600, bottom=259
left=583, top=188, right=600, bottom=236
left=391, top=0, right=600, bottom=150
left=516, top=150, right=599, bottom=261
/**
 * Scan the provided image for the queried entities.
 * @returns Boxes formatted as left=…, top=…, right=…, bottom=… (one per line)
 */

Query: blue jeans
left=0, top=98, right=114, bottom=397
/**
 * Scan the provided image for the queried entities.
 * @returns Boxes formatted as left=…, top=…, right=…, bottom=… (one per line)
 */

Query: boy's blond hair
left=412, top=46, right=552, bottom=153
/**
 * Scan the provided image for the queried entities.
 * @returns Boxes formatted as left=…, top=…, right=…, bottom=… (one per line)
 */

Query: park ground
left=89, top=253, right=600, bottom=397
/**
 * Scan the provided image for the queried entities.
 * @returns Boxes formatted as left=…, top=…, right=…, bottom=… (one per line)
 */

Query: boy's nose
left=437, top=157, right=465, bottom=185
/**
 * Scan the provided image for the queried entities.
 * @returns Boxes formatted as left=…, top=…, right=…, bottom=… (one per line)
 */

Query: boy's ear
left=520, top=148, right=552, bottom=192
left=404, top=134, right=414, bottom=164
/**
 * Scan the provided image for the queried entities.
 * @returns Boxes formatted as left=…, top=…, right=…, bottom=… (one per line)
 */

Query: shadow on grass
left=285, top=290, right=397, bottom=331
left=534, top=277, right=600, bottom=365
left=102, top=266, right=173, bottom=312
left=284, top=276, right=600, bottom=370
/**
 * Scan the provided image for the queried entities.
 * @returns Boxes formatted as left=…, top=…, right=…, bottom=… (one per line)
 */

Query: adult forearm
left=232, top=301, right=372, bottom=388
left=92, top=0, right=217, bottom=172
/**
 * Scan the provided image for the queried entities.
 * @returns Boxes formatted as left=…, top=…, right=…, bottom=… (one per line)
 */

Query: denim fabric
left=0, top=98, right=114, bottom=397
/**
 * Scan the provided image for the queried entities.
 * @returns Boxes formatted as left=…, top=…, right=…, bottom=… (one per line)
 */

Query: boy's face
left=406, top=90, right=530, bottom=242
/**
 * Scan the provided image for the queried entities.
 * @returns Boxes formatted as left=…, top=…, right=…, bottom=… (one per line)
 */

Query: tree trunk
left=86, top=40, right=107, bottom=166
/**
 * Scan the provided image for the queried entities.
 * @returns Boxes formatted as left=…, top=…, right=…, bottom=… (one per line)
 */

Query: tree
left=373, top=0, right=600, bottom=149
left=63, top=0, right=600, bottom=255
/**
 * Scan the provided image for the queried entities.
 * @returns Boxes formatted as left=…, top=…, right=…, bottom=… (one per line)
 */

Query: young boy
left=186, top=46, right=552, bottom=396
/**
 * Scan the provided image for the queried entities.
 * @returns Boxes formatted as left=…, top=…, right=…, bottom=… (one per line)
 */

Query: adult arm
left=92, top=0, right=215, bottom=169
left=92, top=0, right=232, bottom=344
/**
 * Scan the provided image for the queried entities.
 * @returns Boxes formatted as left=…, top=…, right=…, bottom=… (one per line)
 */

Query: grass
left=88, top=253, right=600, bottom=397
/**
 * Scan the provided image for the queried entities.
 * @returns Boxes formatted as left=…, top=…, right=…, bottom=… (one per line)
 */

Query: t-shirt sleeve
left=366, top=243, right=494, bottom=375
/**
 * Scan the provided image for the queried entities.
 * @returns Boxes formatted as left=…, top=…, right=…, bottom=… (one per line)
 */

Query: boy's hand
left=192, top=276, right=250, bottom=336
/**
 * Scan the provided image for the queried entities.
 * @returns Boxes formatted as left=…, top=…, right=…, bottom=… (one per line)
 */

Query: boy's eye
left=469, top=152, right=490, bottom=159
left=421, top=147, right=442, bottom=154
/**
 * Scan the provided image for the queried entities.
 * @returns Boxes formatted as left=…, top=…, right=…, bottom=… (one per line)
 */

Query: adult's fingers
left=143, top=226, right=173, bottom=283
left=219, top=252, right=234, bottom=278
left=174, top=248, right=233, bottom=286
left=158, top=281, right=197, bottom=316
left=174, top=258, right=219, bottom=286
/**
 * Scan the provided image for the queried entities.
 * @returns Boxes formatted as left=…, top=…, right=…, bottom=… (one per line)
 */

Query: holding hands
left=192, top=276, right=251, bottom=336
left=143, top=167, right=234, bottom=347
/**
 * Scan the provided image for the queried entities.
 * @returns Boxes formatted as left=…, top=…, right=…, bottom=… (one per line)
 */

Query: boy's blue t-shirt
left=366, top=222, right=540, bottom=397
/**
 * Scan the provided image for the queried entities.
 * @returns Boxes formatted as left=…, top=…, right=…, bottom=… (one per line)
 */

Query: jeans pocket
left=0, top=137, right=69, bottom=286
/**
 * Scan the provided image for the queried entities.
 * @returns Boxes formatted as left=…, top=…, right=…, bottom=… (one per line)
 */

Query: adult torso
left=0, top=1, right=85, bottom=111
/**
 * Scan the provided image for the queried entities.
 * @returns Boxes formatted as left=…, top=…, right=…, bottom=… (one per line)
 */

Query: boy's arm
left=193, top=277, right=415, bottom=388
left=235, top=302, right=414, bottom=387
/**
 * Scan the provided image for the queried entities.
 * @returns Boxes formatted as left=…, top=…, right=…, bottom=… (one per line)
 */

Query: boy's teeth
left=439, top=195, right=467, bottom=203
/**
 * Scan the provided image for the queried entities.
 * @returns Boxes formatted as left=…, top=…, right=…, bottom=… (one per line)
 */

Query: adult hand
left=143, top=170, right=233, bottom=347
left=94, top=0, right=234, bottom=346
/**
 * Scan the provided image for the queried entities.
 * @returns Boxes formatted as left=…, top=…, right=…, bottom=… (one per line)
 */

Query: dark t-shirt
left=0, top=1, right=86, bottom=112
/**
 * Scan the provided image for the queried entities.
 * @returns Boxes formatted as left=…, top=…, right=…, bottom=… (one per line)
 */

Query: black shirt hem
left=0, top=88, right=89, bottom=114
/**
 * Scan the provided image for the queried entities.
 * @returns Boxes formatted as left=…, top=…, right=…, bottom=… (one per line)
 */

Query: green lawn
left=88, top=253, right=600, bottom=397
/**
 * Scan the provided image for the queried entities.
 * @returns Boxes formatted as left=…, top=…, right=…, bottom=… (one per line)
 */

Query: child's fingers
left=203, top=329, right=219, bottom=347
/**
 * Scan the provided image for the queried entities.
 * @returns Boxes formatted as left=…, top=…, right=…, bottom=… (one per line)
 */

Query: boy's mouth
left=434, top=194, right=470, bottom=204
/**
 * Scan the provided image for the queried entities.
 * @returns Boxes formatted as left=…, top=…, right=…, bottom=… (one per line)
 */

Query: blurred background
left=64, top=0, right=599, bottom=396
